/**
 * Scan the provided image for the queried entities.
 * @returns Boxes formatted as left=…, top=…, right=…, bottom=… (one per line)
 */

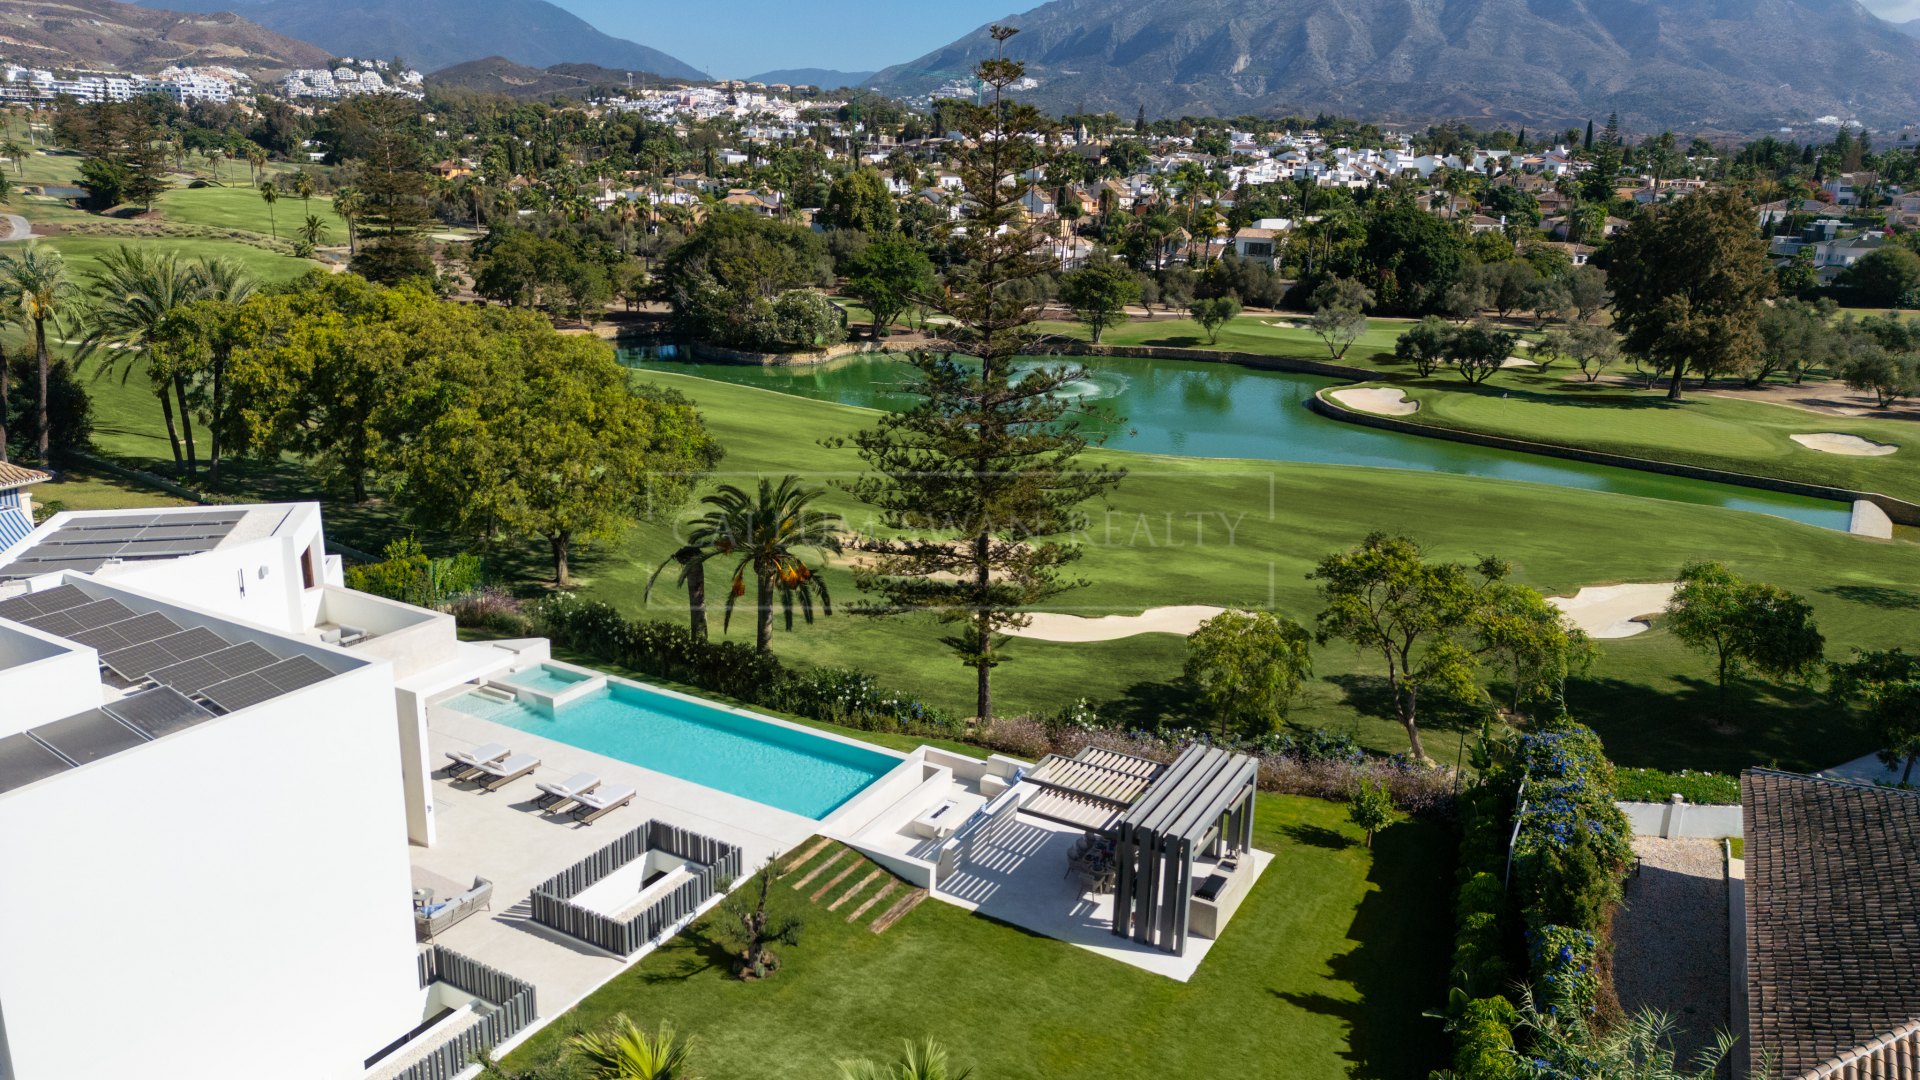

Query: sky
left=559, top=0, right=1919, bottom=77
left=553, top=0, right=1030, bottom=78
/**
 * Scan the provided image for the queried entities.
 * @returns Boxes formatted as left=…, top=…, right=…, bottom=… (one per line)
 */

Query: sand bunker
left=1790, top=433, right=1897, bottom=457
left=1006, top=605, right=1228, bottom=643
left=1547, top=583, right=1677, bottom=639
left=1500, top=356, right=1538, bottom=369
left=1329, top=387, right=1419, bottom=416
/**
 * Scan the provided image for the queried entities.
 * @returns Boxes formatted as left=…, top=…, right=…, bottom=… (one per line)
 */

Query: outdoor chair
left=534, top=772, right=601, bottom=813
left=475, top=753, right=540, bottom=792
left=414, top=876, right=493, bottom=942
left=571, top=784, right=637, bottom=825
left=444, top=743, right=510, bottom=781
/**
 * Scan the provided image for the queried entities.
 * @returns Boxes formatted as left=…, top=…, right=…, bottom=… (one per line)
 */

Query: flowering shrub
left=1527, top=925, right=1600, bottom=1013
left=777, top=667, right=959, bottom=736
left=1613, top=767, right=1741, bottom=806
left=1508, top=724, right=1632, bottom=933
left=447, top=587, right=533, bottom=637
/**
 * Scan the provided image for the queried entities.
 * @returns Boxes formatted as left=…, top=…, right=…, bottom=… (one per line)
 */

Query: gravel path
left=1612, top=837, right=1730, bottom=1071
left=0, top=214, right=29, bottom=242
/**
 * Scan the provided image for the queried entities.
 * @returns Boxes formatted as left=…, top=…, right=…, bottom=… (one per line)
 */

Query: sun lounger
left=534, top=772, right=600, bottom=813
left=474, top=753, right=540, bottom=792
left=444, top=743, right=510, bottom=780
left=571, top=784, right=636, bottom=825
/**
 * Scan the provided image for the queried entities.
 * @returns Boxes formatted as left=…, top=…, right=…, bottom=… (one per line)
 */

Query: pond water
left=618, top=348, right=1853, bottom=531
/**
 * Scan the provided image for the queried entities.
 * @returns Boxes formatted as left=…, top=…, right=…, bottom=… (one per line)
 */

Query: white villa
left=0, top=494, right=1267, bottom=1079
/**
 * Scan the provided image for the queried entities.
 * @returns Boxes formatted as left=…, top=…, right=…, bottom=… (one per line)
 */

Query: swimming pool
left=497, top=664, right=590, bottom=695
left=441, top=680, right=900, bottom=819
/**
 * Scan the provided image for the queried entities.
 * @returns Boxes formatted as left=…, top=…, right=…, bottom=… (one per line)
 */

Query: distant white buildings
left=279, top=58, right=425, bottom=101
left=0, top=63, right=249, bottom=104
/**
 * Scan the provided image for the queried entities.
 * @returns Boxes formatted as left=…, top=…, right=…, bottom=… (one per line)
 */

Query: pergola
left=1019, top=746, right=1167, bottom=832
left=1109, top=745, right=1259, bottom=956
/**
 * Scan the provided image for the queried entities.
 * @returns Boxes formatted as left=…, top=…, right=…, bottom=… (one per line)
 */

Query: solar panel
left=151, top=643, right=278, bottom=696
left=0, top=594, right=34, bottom=622
left=87, top=612, right=182, bottom=650
left=15, top=584, right=90, bottom=616
left=201, top=656, right=335, bottom=714
left=22, top=599, right=138, bottom=639
left=0, top=733, right=72, bottom=795
left=65, top=514, right=158, bottom=530
left=0, top=510, right=247, bottom=579
left=31, top=709, right=148, bottom=763
left=153, top=627, right=231, bottom=661
left=101, top=639, right=187, bottom=682
left=103, top=686, right=215, bottom=739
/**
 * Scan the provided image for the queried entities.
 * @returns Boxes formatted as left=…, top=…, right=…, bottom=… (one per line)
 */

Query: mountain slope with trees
left=868, top=0, right=1920, bottom=130
left=135, top=0, right=700, bottom=77
left=0, top=0, right=328, bottom=73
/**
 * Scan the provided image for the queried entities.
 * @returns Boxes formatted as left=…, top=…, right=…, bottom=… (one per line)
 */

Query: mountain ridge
left=128, top=0, right=700, bottom=77
left=868, top=0, right=1920, bottom=132
left=746, top=68, right=876, bottom=88
left=0, top=0, right=328, bottom=73
left=427, top=56, right=696, bottom=99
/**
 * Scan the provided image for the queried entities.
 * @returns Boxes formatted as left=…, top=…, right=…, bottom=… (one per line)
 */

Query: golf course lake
left=619, top=348, right=1854, bottom=531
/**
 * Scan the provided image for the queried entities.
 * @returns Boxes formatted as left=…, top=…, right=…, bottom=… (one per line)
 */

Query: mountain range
left=867, top=0, right=1920, bottom=131
left=1897, top=15, right=1920, bottom=35
left=747, top=68, right=876, bottom=88
left=0, top=0, right=328, bottom=73
left=131, top=0, right=700, bottom=77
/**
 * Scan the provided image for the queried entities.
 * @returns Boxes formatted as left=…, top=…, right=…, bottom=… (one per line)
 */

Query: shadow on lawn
left=1280, top=823, right=1351, bottom=850
left=1569, top=672, right=1850, bottom=773
left=1823, top=584, right=1920, bottom=611
left=1273, top=820, right=1449, bottom=1079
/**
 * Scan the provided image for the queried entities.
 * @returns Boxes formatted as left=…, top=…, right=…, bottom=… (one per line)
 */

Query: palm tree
left=187, top=258, right=257, bottom=482
left=685, top=476, right=843, bottom=653
left=257, top=179, right=280, bottom=240
left=0, top=138, right=23, bottom=177
left=645, top=544, right=711, bottom=642
left=290, top=170, right=315, bottom=211
left=0, top=246, right=81, bottom=464
left=836, top=1038, right=973, bottom=1080
left=334, top=187, right=364, bottom=255
left=567, top=1016, right=693, bottom=1080
left=79, top=246, right=207, bottom=474
left=297, top=212, right=330, bottom=253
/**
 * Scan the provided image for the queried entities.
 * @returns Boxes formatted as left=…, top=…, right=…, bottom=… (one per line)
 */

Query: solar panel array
left=0, top=509, right=247, bottom=582
left=201, top=657, right=336, bottom=714
left=104, top=687, right=216, bottom=739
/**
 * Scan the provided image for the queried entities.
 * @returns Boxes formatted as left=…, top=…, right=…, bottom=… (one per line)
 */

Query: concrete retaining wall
left=689, top=340, right=906, bottom=367
left=1308, top=389, right=1920, bottom=527
left=1618, top=796, right=1744, bottom=839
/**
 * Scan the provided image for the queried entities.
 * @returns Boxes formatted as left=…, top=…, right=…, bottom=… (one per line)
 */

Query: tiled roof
left=0, top=461, right=50, bottom=491
left=1744, top=769, right=1920, bottom=1077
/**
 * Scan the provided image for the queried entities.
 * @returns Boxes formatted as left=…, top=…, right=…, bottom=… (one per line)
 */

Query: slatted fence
left=389, top=946, right=537, bottom=1080
left=528, top=819, right=742, bottom=956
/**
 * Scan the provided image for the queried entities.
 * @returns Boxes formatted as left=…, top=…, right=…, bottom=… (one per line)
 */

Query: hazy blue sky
left=555, top=0, right=1025, bottom=77
left=559, top=0, right=1918, bottom=77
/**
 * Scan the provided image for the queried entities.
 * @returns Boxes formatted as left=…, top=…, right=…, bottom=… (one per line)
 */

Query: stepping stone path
left=775, top=837, right=925, bottom=934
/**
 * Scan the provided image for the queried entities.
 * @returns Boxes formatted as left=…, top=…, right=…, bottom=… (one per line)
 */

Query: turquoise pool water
left=442, top=682, right=898, bottom=819
left=499, top=665, right=589, bottom=695
left=620, top=350, right=1854, bottom=530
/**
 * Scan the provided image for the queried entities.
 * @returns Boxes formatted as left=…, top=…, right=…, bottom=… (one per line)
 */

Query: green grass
left=1371, top=378, right=1920, bottom=504
left=28, top=466, right=192, bottom=515
left=505, top=794, right=1453, bottom=1080
left=150, top=185, right=347, bottom=241
left=1727, top=837, right=1745, bottom=859
left=1032, top=313, right=1430, bottom=373
left=0, top=235, right=323, bottom=285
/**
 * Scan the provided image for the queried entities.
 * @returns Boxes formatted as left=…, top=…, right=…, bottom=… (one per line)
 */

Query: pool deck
left=415, top=702, right=826, bottom=1048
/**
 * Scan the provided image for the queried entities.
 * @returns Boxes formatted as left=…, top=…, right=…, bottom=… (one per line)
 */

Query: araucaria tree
left=839, top=31, right=1125, bottom=723
left=340, top=95, right=434, bottom=284
left=1609, top=189, right=1772, bottom=400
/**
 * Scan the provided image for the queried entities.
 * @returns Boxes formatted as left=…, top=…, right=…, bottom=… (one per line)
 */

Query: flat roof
left=0, top=509, right=251, bottom=582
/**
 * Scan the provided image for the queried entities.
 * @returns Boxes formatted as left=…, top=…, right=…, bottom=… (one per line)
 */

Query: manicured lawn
left=27, top=467, right=192, bottom=514
left=59, top=347, right=1920, bottom=774
left=150, top=185, right=348, bottom=241
left=504, top=794, right=1453, bottom=1080
left=1366, top=377, right=1920, bottom=504
left=1032, top=313, right=1427, bottom=373
left=0, top=235, right=324, bottom=285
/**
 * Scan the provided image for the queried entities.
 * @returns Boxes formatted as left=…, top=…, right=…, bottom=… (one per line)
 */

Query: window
left=302, top=546, right=319, bottom=590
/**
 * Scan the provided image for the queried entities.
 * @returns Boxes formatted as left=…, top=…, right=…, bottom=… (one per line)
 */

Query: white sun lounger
left=534, top=772, right=600, bottom=813
left=474, top=753, right=540, bottom=792
left=445, top=743, right=510, bottom=780
left=571, top=784, right=636, bottom=825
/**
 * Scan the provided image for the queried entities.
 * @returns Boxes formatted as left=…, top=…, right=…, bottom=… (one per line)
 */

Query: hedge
left=1612, top=767, right=1742, bottom=806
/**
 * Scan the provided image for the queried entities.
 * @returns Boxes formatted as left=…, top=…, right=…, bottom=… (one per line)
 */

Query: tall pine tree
left=838, top=27, right=1125, bottom=723
left=344, top=95, right=434, bottom=285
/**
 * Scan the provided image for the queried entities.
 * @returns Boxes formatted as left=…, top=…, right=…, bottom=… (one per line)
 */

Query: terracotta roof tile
left=0, top=461, right=50, bottom=490
left=1743, top=769, right=1920, bottom=1077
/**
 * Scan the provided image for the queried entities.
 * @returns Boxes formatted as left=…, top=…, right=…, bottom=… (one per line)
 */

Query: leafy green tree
left=1444, top=321, right=1517, bottom=385
left=684, top=476, right=842, bottom=654
left=1187, top=295, right=1241, bottom=344
left=818, top=166, right=897, bottom=234
left=837, top=31, right=1125, bottom=723
left=568, top=1017, right=694, bottom=1080
left=1183, top=610, right=1314, bottom=737
left=1751, top=299, right=1838, bottom=386
left=837, top=1038, right=973, bottom=1080
left=844, top=234, right=936, bottom=339
left=1830, top=649, right=1920, bottom=784
left=1346, top=778, right=1393, bottom=848
left=1311, top=533, right=1502, bottom=759
left=0, top=245, right=81, bottom=463
left=662, top=208, right=833, bottom=349
left=1476, top=579, right=1596, bottom=711
left=1609, top=190, right=1773, bottom=400
left=1058, top=256, right=1140, bottom=344
left=1839, top=246, right=1920, bottom=309
left=1563, top=265, right=1609, bottom=324
left=1837, top=344, right=1918, bottom=407
left=78, top=157, right=132, bottom=210
left=1665, top=560, right=1825, bottom=709
left=1394, top=315, right=1452, bottom=376
left=1307, top=277, right=1373, bottom=360
left=1356, top=196, right=1467, bottom=314
left=715, top=861, right=803, bottom=979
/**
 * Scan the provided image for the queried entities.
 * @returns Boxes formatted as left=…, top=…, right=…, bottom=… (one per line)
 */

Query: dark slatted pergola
left=1109, top=745, right=1259, bottom=956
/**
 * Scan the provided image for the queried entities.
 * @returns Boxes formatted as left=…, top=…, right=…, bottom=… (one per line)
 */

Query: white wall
left=0, top=625, right=99, bottom=737
left=1617, top=798, right=1744, bottom=839
left=0, top=662, right=421, bottom=1080
left=104, top=535, right=305, bottom=634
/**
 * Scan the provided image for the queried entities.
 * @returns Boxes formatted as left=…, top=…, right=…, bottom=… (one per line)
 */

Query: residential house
left=1740, top=769, right=1920, bottom=1079
left=0, top=461, right=48, bottom=552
